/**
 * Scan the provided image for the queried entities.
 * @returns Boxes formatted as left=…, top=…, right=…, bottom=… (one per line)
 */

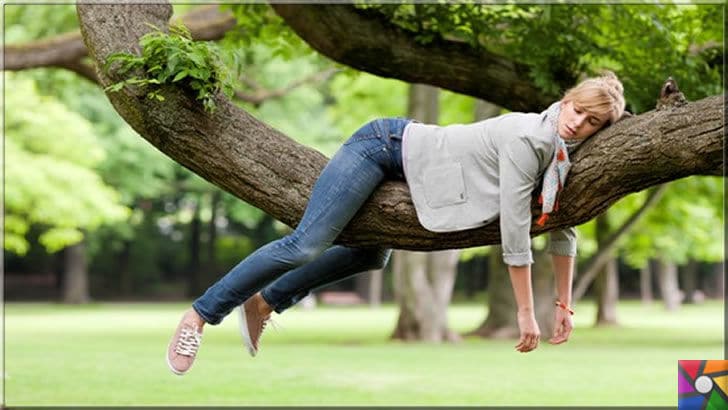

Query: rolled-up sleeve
left=499, top=136, right=540, bottom=266
left=549, top=227, right=577, bottom=256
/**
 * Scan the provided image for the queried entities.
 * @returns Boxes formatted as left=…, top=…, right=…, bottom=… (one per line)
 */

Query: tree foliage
left=356, top=3, right=722, bottom=112
left=105, top=24, right=236, bottom=113
left=5, top=74, right=128, bottom=254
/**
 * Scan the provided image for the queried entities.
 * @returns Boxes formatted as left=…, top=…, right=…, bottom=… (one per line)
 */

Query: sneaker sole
left=237, top=304, right=258, bottom=357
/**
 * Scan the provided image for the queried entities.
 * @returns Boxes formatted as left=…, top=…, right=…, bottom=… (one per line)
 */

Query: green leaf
left=172, top=70, right=188, bottom=82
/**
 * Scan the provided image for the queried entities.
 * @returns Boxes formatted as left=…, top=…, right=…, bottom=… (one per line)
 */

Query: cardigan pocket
left=423, top=162, right=467, bottom=209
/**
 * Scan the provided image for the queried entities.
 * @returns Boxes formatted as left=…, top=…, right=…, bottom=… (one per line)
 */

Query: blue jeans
left=193, top=118, right=411, bottom=324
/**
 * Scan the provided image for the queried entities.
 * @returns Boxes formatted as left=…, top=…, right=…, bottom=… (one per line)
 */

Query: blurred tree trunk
left=656, top=258, right=681, bottom=311
left=355, top=269, right=383, bottom=307
left=468, top=246, right=517, bottom=338
left=205, top=190, right=221, bottom=283
left=680, top=259, right=699, bottom=304
left=594, top=258, right=619, bottom=325
left=640, top=261, right=653, bottom=304
left=392, top=83, right=460, bottom=342
left=187, top=195, right=203, bottom=297
left=468, top=246, right=555, bottom=339
left=62, top=241, right=90, bottom=304
left=594, top=214, right=619, bottom=326
left=368, top=269, right=383, bottom=307
left=709, top=262, right=724, bottom=299
left=118, top=240, right=133, bottom=296
left=391, top=250, right=461, bottom=342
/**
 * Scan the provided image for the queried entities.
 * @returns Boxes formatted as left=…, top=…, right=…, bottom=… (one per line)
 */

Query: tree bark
left=594, top=258, right=619, bottom=325
left=205, top=191, right=221, bottom=281
left=467, top=246, right=517, bottom=338
left=680, top=259, right=699, bottom=304
left=369, top=269, right=383, bottom=307
left=391, top=250, right=460, bottom=342
left=656, top=258, right=682, bottom=311
left=354, top=269, right=383, bottom=307
left=707, top=262, right=725, bottom=299
left=640, top=262, right=653, bottom=304
left=118, top=239, right=133, bottom=296
left=76, top=3, right=724, bottom=252
left=270, top=4, right=554, bottom=112
left=62, top=241, right=90, bottom=304
left=593, top=214, right=619, bottom=326
left=187, top=195, right=203, bottom=297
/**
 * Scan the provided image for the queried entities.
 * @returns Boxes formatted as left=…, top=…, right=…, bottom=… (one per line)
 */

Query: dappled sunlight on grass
left=4, top=300, right=723, bottom=405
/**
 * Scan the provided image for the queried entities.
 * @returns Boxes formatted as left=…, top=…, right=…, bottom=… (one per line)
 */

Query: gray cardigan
left=402, top=102, right=577, bottom=266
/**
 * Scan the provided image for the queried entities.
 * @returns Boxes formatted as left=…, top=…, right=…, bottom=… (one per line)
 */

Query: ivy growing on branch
left=104, top=23, right=235, bottom=113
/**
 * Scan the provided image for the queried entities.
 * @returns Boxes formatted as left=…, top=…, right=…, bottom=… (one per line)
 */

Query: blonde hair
left=562, top=71, right=626, bottom=124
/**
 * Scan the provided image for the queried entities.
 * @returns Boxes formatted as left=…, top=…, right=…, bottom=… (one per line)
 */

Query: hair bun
left=600, top=70, right=624, bottom=95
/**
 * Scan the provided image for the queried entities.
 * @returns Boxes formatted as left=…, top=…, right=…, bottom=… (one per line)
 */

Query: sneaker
left=166, top=309, right=204, bottom=375
left=238, top=298, right=271, bottom=357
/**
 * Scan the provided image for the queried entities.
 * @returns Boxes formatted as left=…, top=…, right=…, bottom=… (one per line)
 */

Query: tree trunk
left=593, top=213, right=619, bottom=326
left=75, top=3, right=724, bottom=252
left=391, top=83, right=460, bottom=342
left=187, top=196, right=202, bottom=297
left=354, top=269, right=383, bottom=307
left=656, top=258, right=682, bottom=311
left=391, top=250, right=461, bottom=342
left=468, top=246, right=518, bottom=338
left=205, top=190, right=221, bottom=283
left=118, top=239, right=133, bottom=296
left=640, top=261, right=653, bottom=304
left=680, top=259, right=699, bottom=304
left=594, top=258, right=619, bottom=325
left=368, top=269, right=383, bottom=307
left=469, top=246, right=555, bottom=339
left=710, top=262, right=724, bottom=300
left=62, top=241, right=90, bottom=304
left=532, top=249, right=556, bottom=338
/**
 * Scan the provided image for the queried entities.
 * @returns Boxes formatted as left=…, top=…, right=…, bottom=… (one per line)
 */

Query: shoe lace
left=261, top=316, right=281, bottom=332
left=175, top=326, right=202, bottom=357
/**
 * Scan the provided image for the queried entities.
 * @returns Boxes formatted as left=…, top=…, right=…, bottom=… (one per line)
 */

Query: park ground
left=2, top=300, right=723, bottom=406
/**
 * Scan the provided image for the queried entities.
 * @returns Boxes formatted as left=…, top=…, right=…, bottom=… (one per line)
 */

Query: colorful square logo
left=679, top=360, right=728, bottom=409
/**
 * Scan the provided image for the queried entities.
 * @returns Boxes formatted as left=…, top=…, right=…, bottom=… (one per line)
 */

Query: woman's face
left=557, top=100, right=611, bottom=140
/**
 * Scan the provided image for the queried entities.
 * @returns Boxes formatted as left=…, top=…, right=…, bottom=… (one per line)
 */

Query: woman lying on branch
left=166, top=71, right=626, bottom=375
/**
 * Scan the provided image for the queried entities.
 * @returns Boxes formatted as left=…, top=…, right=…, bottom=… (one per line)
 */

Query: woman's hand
left=548, top=305, right=573, bottom=345
left=515, top=309, right=541, bottom=353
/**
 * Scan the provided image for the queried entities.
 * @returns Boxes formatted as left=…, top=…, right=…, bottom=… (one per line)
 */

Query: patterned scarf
left=537, top=102, right=571, bottom=226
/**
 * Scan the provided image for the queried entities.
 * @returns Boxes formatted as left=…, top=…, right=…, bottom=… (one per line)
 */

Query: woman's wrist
left=555, top=299, right=574, bottom=315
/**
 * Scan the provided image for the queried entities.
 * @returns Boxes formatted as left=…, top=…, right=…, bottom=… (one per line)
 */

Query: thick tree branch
left=4, top=5, right=235, bottom=81
left=270, top=4, right=555, bottom=112
left=76, top=3, right=724, bottom=251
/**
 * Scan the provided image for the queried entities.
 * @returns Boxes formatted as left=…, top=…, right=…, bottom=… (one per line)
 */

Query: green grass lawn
left=3, top=300, right=723, bottom=406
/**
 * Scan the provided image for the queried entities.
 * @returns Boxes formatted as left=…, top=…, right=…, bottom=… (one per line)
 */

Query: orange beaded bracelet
left=555, top=300, right=574, bottom=315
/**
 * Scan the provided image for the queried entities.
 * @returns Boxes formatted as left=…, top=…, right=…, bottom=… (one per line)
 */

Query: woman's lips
left=565, top=125, right=576, bottom=136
